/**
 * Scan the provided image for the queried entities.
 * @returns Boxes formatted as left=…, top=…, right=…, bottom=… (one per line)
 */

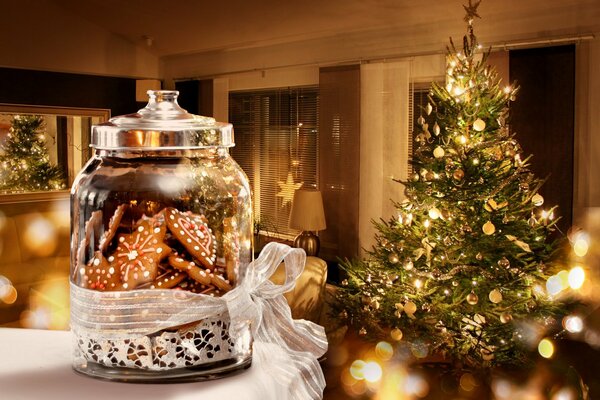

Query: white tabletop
left=0, top=328, right=290, bottom=400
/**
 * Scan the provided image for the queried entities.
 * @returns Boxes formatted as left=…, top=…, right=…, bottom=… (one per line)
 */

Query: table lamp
left=289, top=189, right=326, bottom=257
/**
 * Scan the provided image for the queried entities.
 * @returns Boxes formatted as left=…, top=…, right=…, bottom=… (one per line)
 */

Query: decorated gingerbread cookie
left=80, top=251, right=123, bottom=291
left=111, top=217, right=171, bottom=289
left=168, top=254, right=232, bottom=292
left=165, top=208, right=216, bottom=270
left=148, top=270, right=186, bottom=289
left=99, top=204, right=128, bottom=253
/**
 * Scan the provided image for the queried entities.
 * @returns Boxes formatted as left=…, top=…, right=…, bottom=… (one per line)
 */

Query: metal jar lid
left=91, top=90, right=233, bottom=150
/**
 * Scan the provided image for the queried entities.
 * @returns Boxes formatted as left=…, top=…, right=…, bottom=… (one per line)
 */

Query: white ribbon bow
left=71, top=242, right=328, bottom=400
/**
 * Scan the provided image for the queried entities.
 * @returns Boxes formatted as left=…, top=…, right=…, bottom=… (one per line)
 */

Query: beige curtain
left=359, top=61, right=411, bottom=255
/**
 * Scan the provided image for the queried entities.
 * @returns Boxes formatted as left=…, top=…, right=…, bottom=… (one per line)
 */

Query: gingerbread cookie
left=80, top=251, right=123, bottom=291
left=165, top=208, right=216, bottom=270
left=74, top=210, right=103, bottom=281
left=146, top=270, right=186, bottom=289
left=168, top=254, right=212, bottom=286
left=99, top=204, right=128, bottom=253
left=168, top=254, right=232, bottom=292
left=111, top=217, right=171, bottom=289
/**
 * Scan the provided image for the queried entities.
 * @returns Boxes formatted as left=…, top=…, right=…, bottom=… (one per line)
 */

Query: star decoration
left=463, top=0, right=482, bottom=23
left=276, top=172, right=303, bottom=207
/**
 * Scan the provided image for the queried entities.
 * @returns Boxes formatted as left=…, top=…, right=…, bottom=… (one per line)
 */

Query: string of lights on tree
left=335, top=0, right=583, bottom=369
left=0, top=115, right=65, bottom=192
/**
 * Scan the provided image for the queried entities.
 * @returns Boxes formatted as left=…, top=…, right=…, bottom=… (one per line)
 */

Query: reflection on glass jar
left=70, top=91, right=253, bottom=382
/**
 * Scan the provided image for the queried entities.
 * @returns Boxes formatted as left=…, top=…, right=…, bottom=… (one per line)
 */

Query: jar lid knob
left=138, top=90, right=199, bottom=121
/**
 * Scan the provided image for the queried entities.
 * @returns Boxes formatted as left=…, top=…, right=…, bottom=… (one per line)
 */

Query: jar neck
left=95, top=147, right=229, bottom=158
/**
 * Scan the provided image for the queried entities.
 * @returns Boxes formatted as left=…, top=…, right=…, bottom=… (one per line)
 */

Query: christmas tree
left=0, top=115, right=65, bottom=192
left=337, top=1, right=570, bottom=367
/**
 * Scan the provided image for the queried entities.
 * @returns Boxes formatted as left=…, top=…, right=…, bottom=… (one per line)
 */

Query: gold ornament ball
left=425, top=103, right=433, bottom=115
left=433, top=146, right=445, bottom=158
left=473, top=118, right=486, bottom=132
left=500, top=312, right=513, bottom=324
left=412, top=173, right=420, bottom=181
left=388, top=253, right=400, bottom=264
left=433, top=122, right=441, bottom=136
left=453, top=169, right=465, bottom=180
left=532, top=193, right=544, bottom=206
left=482, top=221, right=496, bottom=235
left=466, top=291, right=479, bottom=305
left=425, top=171, right=434, bottom=181
left=404, top=259, right=414, bottom=271
left=404, top=301, right=417, bottom=315
left=489, top=289, right=503, bottom=304
left=390, top=328, right=403, bottom=341
left=476, top=252, right=483, bottom=261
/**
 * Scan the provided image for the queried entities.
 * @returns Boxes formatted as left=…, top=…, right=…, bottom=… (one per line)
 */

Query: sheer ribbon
left=71, top=242, right=328, bottom=400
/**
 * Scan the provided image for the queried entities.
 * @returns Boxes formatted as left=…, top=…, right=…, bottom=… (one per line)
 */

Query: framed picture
left=0, top=104, right=110, bottom=204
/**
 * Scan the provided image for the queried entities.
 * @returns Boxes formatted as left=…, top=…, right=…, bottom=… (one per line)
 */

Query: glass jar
left=70, top=90, right=253, bottom=382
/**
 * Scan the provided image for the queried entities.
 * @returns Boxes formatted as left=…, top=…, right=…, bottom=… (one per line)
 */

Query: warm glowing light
left=23, top=215, right=57, bottom=257
left=0, top=283, right=17, bottom=304
left=349, top=360, right=366, bottom=380
left=362, top=361, right=383, bottom=383
left=552, top=387, right=576, bottom=400
left=573, top=236, right=589, bottom=257
left=538, top=338, right=554, bottom=358
left=414, top=279, right=423, bottom=289
left=458, top=135, right=468, bottom=144
left=460, top=372, right=477, bottom=392
left=568, top=266, right=585, bottom=290
left=541, top=210, right=549, bottom=219
left=404, top=373, right=429, bottom=397
left=503, top=86, right=512, bottom=94
left=375, top=341, right=394, bottom=361
left=423, top=219, right=431, bottom=228
left=557, top=270, right=570, bottom=288
left=546, top=275, right=564, bottom=296
left=21, top=308, right=51, bottom=329
left=472, top=158, right=479, bottom=165
left=428, top=207, right=440, bottom=220
left=563, top=315, right=584, bottom=333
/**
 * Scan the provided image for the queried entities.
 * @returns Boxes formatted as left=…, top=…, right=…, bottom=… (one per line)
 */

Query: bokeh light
left=572, top=233, right=589, bottom=257
left=459, top=372, right=477, bottom=392
left=22, top=214, right=57, bottom=257
left=552, top=387, right=576, bottom=400
left=404, top=373, right=429, bottom=398
left=362, top=361, right=383, bottom=383
left=538, top=338, right=554, bottom=359
left=20, top=276, right=69, bottom=330
left=546, top=275, right=564, bottom=297
left=563, top=315, right=584, bottom=333
left=375, top=341, right=394, bottom=361
left=0, top=275, right=17, bottom=304
left=350, top=359, right=366, bottom=380
left=567, top=266, right=585, bottom=290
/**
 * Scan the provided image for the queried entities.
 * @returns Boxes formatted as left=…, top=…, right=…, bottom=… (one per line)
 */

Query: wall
left=0, top=0, right=160, bottom=79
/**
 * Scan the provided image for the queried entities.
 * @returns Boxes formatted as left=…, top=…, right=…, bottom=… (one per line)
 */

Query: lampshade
left=289, top=189, right=326, bottom=231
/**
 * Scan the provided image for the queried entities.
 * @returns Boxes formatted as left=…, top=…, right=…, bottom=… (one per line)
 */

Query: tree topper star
left=276, top=172, right=303, bottom=207
left=463, top=0, right=482, bottom=23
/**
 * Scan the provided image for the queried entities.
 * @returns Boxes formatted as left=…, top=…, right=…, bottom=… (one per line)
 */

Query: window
left=229, top=86, right=319, bottom=239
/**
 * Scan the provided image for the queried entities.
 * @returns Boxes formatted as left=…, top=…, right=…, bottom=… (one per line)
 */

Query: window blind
left=229, top=86, right=319, bottom=238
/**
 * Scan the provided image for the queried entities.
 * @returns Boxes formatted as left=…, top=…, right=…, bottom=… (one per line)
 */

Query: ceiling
left=47, top=0, right=492, bottom=57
